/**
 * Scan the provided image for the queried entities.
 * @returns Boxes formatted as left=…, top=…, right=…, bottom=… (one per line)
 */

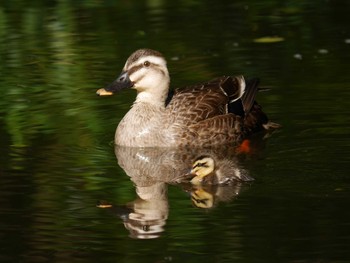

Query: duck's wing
left=166, top=76, right=245, bottom=126
left=185, top=114, right=243, bottom=146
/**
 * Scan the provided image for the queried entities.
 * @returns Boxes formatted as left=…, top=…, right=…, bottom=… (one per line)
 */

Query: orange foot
left=236, top=139, right=251, bottom=154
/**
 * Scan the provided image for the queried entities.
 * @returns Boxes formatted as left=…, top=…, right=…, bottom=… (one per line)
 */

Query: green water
left=1, top=1, right=350, bottom=262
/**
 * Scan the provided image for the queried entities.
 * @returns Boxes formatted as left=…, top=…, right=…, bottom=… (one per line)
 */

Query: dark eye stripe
left=193, top=162, right=208, bottom=168
left=128, top=64, right=144, bottom=75
left=128, top=62, right=165, bottom=78
left=159, top=68, right=166, bottom=76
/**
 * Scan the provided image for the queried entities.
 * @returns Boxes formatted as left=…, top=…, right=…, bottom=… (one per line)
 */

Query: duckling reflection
left=190, top=184, right=245, bottom=209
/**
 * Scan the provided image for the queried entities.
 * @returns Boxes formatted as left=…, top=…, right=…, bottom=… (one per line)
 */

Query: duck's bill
left=96, top=88, right=114, bottom=96
left=96, top=71, right=133, bottom=96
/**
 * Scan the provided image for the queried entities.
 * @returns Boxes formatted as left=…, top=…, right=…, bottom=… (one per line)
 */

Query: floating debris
left=345, top=39, right=350, bottom=44
left=318, top=49, right=328, bottom=54
left=253, top=36, right=285, bottom=43
left=293, top=53, right=303, bottom=60
left=96, top=202, right=113, bottom=208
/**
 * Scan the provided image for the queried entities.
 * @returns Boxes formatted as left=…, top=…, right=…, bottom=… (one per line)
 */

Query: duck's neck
left=135, top=92, right=167, bottom=108
left=115, top=81, right=171, bottom=146
left=134, top=80, right=170, bottom=108
left=115, top=101, right=166, bottom=147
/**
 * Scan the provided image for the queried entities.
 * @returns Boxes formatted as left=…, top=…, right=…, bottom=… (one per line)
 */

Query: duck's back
left=165, top=76, right=247, bottom=146
left=166, top=76, right=244, bottom=126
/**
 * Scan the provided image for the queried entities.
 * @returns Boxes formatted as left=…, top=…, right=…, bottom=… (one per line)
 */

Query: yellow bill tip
left=96, top=88, right=113, bottom=96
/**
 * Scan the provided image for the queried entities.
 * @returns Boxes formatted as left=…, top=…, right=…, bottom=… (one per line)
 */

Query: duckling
left=97, top=49, right=279, bottom=147
left=189, top=155, right=254, bottom=185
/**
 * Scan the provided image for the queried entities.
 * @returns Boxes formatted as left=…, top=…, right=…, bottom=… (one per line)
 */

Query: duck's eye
left=194, top=162, right=207, bottom=168
left=143, top=61, right=150, bottom=67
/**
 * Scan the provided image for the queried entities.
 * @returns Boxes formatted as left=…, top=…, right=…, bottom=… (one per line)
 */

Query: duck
left=188, top=155, right=254, bottom=185
left=97, top=48, right=279, bottom=147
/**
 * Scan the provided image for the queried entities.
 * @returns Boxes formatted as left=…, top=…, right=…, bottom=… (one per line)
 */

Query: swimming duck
left=97, top=49, right=279, bottom=147
left=189, top=155, right=254, bottom=185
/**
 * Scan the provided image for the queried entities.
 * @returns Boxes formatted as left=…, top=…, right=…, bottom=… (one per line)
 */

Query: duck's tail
left=242, top=78, right=260, bottom=114
left=228, top=77, right=281, bottom=133
left=227, top=77, right=259, bottom=118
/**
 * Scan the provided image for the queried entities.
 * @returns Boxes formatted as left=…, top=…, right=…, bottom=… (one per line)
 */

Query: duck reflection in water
left=98, top=143, right=260, bottom=239
left=98, top=181, right=168, bottom=239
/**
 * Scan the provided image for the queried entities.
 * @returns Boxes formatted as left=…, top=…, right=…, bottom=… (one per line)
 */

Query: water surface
left=1, top=1, right=350, bottom=262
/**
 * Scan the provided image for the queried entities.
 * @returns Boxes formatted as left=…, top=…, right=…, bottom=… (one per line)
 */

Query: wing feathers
left=221, top=75, right=245, bottom=103
left=241, top=78, right=259, bottom=113
left=188, top=114, right=243, bottom=145
left=165, top=75, right=265, bottom=143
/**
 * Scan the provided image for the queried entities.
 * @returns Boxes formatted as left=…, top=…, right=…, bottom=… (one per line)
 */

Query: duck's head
left=97, top=49, right=170, bottom=105
left=190, top=156, right=215, bottom=185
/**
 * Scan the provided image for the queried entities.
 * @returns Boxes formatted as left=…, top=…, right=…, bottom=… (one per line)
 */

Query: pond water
left=1, top=1, right=350, bottom=262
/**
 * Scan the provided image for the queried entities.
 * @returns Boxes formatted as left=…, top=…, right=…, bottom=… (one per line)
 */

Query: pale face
left=124, top=55, right=169, bottom=91
left=97, top=49, right=170, bottom=105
